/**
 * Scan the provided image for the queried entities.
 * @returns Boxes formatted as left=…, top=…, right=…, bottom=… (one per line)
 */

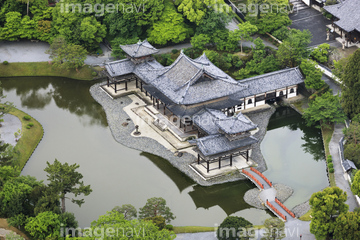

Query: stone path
left=329, top=123, right=358, bottom=211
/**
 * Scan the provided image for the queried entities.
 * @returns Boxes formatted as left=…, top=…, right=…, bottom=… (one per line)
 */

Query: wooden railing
left=250, top=167, right=273, bottom=187
left=275, top=197, right=296, bottom=218
left=266, top=200, right=286, bottom=221
left=242, top=169, right=264, bottom=189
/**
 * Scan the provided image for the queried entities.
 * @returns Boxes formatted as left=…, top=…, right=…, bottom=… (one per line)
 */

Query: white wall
left=302, top=0, right=311, bottom=6
left=244, top=97, right=255, bottom=109
left=256, top=100, right=265, bottom=106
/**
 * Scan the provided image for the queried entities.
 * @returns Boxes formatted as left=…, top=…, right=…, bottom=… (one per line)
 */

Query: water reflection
left=1, top=77, right=107, bottom=127
left=268, top=107, right=325, bottom=161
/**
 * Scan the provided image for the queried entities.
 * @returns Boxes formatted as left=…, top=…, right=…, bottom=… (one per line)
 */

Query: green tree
left=261, top=218, right=285, bottom=240
left=196, top=11, right=230, bottom=37
left=351, top=171, right=360, bottom=196
left=79, top=17, right=107, bottom=51
left=47, top=37, right=87, bottom=71
left=309, top=187, right=348, bottom=239
left=148, top=0, right=193, bottom=45
left=245, top=0, right=292, bottom=34
left=0, top=144, right=18, bottom=166
left=176, top=0, right=230, bottom=25
left=332, top=56, right=349, bottom=80
left=89, top=211, right=176, bottom=240
left=343, top=121, right=360, bottom=165
left=232, top=22, right=258, bottom=53
left=191, top=34, right=211, bottom=51
left=144, top=215, right=166, bottom=230
left=0, top=12, right=22, bottom=41
left=217, top=216, right=253, bottom=240
left=112, top=204, right=137, bottom=220
left=25, top=211, right=61, bottom=240
left=311, top=43, right=330, bottom=63
left=139, top=197, right=175, bottom=223
left=276, top=29, right=312, bottom=68
left=333, top=212, right=360, bottom=240
left=300, top=59, right=325, bottom=91
left=303, top=92, right=346, bottom=127
left=44, top=159, right=92, bottom=213
left=341, top=49, right=360, bottom=118
left=16, top=0, right=33, bottom=16
left=0, top=165, right=20, bottom=188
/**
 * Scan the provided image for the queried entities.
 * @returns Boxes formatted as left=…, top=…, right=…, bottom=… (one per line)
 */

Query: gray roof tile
left=324, top=0, right=360, bottom=32
left=120, top=39, right=159, bottom=58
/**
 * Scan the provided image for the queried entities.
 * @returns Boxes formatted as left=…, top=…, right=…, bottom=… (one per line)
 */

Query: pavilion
left=324, top=0, right=360, bottom=46
left=102, top=40, right=304, bottom=172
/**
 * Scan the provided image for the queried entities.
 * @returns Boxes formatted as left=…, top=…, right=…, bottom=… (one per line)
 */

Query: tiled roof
left=105, top=59, right=164, bottom=78
left=193, top=109, right=257, bottom=135
left=138, top=51, right=248, bottom=105
left=324, top=0, right=360, bottom=33
left=120, top=39, right=159, bottom=58
left=234, top=67, right=304, bottom=98
left=190, top=134, right=258, bottom=157
left=343, top=159, right=357, bottom=172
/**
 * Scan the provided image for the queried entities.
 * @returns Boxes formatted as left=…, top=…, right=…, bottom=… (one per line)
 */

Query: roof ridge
left=157, top=53, right=186, bottom=77
left=238, top=67, right=299, bottom=83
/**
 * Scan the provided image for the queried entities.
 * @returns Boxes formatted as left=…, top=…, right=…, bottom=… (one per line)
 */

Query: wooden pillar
left=180, top=119, right=182, bottom=128
left=145, top=91, right=148, bottom=97
left=135, top=78, right=138, bottom=88
left=140, top=81, right=143, bottom=92
left=115, top=82, right=117, bottom=93
left=254, top=95, right=256, bottom=107
left=152, top=98, right=155, bottom=106
left=244, top=98, right=246, bottom=109
left=163, top=104, right=166, bottom=115
left=125, top=81, right=128, bottom=91
left=107, top=77, right=110, bottom=87
left=286, top=86, right=288, bottom=98
left=246, top=150, right=249, bottom=162
left=156, top=99, right=159, bottom=109
left=265, top=92, right=267, bottom=101
left=197, top=154, right=200, bottom=164
left=207, top=161, right=209, bottom=173
left=219, top=157, right=221, bottom=169
left=230, top=154, right=233, bottom=166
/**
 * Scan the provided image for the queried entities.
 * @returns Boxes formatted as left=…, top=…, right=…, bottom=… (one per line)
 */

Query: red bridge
left=241, top=167, right=296, bottom=222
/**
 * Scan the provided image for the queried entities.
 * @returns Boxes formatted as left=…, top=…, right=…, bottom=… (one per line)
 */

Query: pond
left=1, top=77, right=328, bottom=228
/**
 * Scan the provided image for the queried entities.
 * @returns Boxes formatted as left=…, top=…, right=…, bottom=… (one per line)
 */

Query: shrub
left=328, top=163, right=334, bottom=169
left=327, top=158, right=333, bottom=163
left=171, top=49, right=179, bottom=54
left=23, top=115, right=31, bottom=121
left=144, top=216, right=166, bottom=230
left=3, top=61, right=9, bottom=65
left=329, top=168, right=334, bottom=173
left=272, top=26, right=290, bottom=41
left=26, top=126, right=31, bottom=129
left=27, top=123, right=34, bottom=128
left=165, top=224, right=174, bottom=230
left=217, top=216, right=253, bottom=240
left=92, top=72, right=97, bottom=76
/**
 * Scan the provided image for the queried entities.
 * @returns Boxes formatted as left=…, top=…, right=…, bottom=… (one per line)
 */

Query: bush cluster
left=23, top=115, right=31, bottom=121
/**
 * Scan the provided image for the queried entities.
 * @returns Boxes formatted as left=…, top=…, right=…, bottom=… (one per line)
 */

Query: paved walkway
left=0, top=114, right=21, bottom=146
left=329, top=123, right=358, bottom=211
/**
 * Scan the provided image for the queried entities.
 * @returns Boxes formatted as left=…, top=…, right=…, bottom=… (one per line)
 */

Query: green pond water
left=1, top=77, right=328, bottom=227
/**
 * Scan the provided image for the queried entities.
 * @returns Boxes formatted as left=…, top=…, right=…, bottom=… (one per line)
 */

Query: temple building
left=324, top=0, right=360, bottom=47
left=102, top=40, right=304, bottom=173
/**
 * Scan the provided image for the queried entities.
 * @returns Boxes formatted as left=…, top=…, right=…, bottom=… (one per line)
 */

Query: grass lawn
left=321, top=123, right=336, bottom=187
left=299, top=209, right=313, bottom=221
left=9, top=107, right=44, bottom=170
left=173, top=226, right=215, bottom=234
left=0, top=62, right=95, bottom=80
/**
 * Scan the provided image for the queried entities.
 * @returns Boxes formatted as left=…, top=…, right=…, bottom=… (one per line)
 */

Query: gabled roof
left=189, top=134, right=258, bottom=157
left=193, top=108, right=257, bottom=135
left=105, top=58, right=164, bottom=78
left=343, top=159, right=357, bottom=172
left=234, top=67, right=304, bottom=98
left=324, top=0, right=360, bottom=32
left=139, top=51, right=248, bottom=105
left=120, top=39, right=159, bottom=58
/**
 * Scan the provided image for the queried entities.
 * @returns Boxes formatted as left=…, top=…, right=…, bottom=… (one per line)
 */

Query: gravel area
left=90, top=82, right=275, bottom=186
left=243, top=183, right=294, bottom=210
left=291, top=200, right=311, bottom=218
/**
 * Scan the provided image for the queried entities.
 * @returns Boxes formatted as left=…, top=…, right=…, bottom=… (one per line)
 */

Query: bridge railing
left=242, top=169, right=264, bottom=189
left=266, top=200, right=287, bottom=221
left=275, top=197, right=296, bottom=218
left=250, top=167, right=273, bottom=187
